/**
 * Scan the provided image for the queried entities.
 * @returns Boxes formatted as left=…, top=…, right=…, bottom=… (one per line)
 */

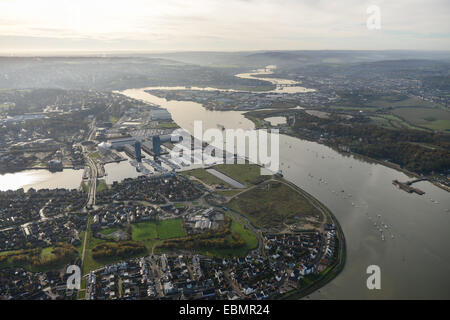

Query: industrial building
left=152, top=136, right=161, bottom=156
left=108, top=137, right=136, bottom=149
left=150, top=109, right=172, bottom=121
left=135, top=141, right=142, bottom=162
left=48, top=159, right=63, bottom=172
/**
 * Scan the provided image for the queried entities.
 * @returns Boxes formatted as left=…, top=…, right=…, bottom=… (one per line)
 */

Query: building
left=108, top=137, right=136, bottom=149
left=98, top=142, right=112, bottom=150
left=152, top=136, right=161, bottom=156
left=48, top=159, right=63, bottom=172
left=150, top=109, right=172, bottom=121
left=135, top=141, right=142, bottom=162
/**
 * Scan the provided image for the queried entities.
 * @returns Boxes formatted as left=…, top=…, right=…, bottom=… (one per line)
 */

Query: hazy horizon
left=1, top=0, right=449, bottom=53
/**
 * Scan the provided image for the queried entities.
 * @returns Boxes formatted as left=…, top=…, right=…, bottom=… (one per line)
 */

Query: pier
left=392, top=179, right=426, bottom=195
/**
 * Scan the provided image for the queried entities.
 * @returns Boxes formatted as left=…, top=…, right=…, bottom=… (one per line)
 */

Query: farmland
left=391, top=107, right=450, bottom=131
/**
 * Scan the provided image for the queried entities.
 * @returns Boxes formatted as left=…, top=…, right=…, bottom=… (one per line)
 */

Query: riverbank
left=243, top=112, right=450, bottom=194
left=275, top=178, right=346, bottom=300
left=119, top=86, right=450, bottom=299
left=182, top=165, right=346, bottom=298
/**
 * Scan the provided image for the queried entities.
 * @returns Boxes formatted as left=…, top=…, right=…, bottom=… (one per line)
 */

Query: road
left=79, top=118, right=98, bottom=279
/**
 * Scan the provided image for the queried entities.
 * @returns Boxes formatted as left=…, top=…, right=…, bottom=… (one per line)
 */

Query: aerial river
left=1, top=66, right=448, bottom=298
left=0, top=169, right=83, bottom=192
left=120, top=66, right=450, bottom=299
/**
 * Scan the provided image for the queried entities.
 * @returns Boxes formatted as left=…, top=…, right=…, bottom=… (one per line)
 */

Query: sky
left=0, top=0, right=449, bottom=53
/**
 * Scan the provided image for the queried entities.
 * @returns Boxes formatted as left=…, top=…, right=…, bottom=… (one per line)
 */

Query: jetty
left=392, top=179, right=426, bottom=195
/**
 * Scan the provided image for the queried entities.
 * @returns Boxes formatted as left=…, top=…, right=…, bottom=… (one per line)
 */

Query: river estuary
left=120, top=76, right=450, bottom=299
left=1, top=66, right=449, bottom=299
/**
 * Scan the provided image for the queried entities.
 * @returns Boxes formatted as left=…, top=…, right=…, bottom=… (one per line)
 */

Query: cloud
left=0, top=0, right=449, bottom=51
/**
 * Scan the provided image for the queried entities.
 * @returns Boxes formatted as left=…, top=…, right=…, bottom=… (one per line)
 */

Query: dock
left=393, top=180, right=425, bottom=195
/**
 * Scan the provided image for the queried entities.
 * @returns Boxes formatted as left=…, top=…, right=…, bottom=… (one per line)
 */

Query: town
left=0, top=160, right=344, bottom=300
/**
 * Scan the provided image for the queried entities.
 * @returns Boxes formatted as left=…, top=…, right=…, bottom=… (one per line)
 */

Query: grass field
left=423, top=119, right=450, bottom=131
left=82, top=218, right=109, bottom=274
left=156, top=219, right=186, bottom=240
left=1, top=245, right=77, bottom=272
left=367, top=96, right=440, bottom=109
left=182, top=168, right=232, bottom=187
left=215, top=189, right=243, bottom=197
left=329, top=105, right=377, bottom=111
left=131, top=219, right=186, bottom=241
left=98, top=227, right=122, bottom=240
left=213, top=163, right=270, bottom=186
left=156, top=122, right=179, bottom=129
left=196, top=214, right=258, bottom=258
left=131, top=221, right=158, bottom=241
left=80, top=181, right=90, bottom=193
left=99, top=227, right=120, bottom=236
left=83, top=218, right=178, bottom=274
left=90, top=151, right=101, bottom=160
left=40, top=247, right=56, bottom=261
left=96, top=179, right=109, bottom=192
left=228, top=181, right=321, bottom=230
left=245, top=114, right=266, bottom=128
left=391, top=107, right=450, bottom=131
left=370, top=114, right=427, bottom=131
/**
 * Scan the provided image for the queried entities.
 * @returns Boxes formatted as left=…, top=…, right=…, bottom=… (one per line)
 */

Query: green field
left=215, top=189, right=243, bottom=197
left=98, top=227, right=121, bottom=240
left=96, top=179, right=108, bottom=192
left=40, top=247, right=56, bottom=261
left=156, top=219, right=186, bottom=240
left=213, top=163, right=270, bottom=186
left=1, top=245, right=78, bottom=272
left=80, top=181, right=90, bottom=193
left=367, top=96, right=440, bottom=109
left=197, top=214, right=258, bottom=258
left=131, top=221, right=158, bottom=241
left=156, top=122, right=179, bottom=129
left=329, top=105, right=377, bottom=111
left=82, top=218, right=110, bottom=274
left=90, top=151, right=101, bottom=160
left=228, top=181, right=322, bottom=230
left=390, top=107, right=450, bottom=131
left=245, top=114, right=266, bottom=128
left=182, top=168, right=232, bottom=187
left=99, top=227, right=120, bottom=236
left=131, top=219, right=186, bottom=241
left=82, top=218, right=179, bottom=274
left=370, top=113, right=427, bottom=131
left=423, top=119, right=450, bottom=131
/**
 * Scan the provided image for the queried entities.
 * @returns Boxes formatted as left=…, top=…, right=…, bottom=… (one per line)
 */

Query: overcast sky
left=0, top=0, right=449, bottom=53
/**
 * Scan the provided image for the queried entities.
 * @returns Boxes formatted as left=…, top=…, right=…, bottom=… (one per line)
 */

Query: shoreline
left=243, top=113, right=450, bottom=194
left=273, top=178, right=346, bottom=300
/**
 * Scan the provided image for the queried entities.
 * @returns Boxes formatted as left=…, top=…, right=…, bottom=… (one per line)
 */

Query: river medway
left=120, top=74, right=450, bottom=299
left=1, top=66, right=448, bottom=299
